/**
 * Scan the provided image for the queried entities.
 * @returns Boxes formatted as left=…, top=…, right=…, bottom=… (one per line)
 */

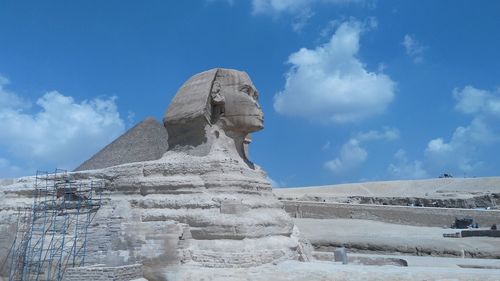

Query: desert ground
left=260, top=177, right=500, bottom=280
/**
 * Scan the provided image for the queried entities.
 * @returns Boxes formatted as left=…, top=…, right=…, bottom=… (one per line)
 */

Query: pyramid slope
left=74, top=117, right=169, bottom=171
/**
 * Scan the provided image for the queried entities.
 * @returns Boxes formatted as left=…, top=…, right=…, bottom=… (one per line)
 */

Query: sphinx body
left=0, top=69, right=311, bottom=279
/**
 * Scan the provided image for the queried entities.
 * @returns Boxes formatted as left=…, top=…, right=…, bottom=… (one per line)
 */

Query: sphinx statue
left=0, top=68, right=311, bottom=280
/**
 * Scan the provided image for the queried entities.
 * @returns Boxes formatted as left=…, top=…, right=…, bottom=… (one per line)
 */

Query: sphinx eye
left=239, top=85, right=250, bottom=94
left=240, top=85, right=258, bottom=99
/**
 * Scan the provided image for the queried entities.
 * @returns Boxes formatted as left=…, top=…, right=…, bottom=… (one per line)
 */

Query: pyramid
left=74, top=117, right=169, bottom=171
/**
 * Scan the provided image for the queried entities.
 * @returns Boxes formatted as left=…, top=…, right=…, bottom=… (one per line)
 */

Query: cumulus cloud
left=425, top=135, right=478, bottom=175
left=320, top=17, right=377, bottom=38
left=387, top=149, right=428, bottom=179
left=274, top=19, right=396, bottom=123
left=451, top=86, right=500, bottom=144
left=0, top=76, right=30, bottom=109
left=422, top=86, right=500, bottom=176
left=388, top=86, right=500, bottom=178
left=325, top=127, right=399, bottom=174
left=453, top=85, right=500, bottom=117
left=424, top=118, right=495, bottom=174
left=0, top=75, right=125, bottom=177
left=402, top=34, right=427, bottom=64
left=324, top=139, right=367, bottom=174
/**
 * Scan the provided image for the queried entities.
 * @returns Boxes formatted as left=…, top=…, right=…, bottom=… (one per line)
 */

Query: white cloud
left=422, top=86, right=500, bottom=176
left=0, top=76, right=31, bottom=109
left=291, top=9, right=314, bottom=32
left=206, top=0, right=235, bottom=5
left=320, top=17, right=377, bottom=38
left=325, top=127, right=399, bottom=174
left=127, top=110, right=136, bottom=128
left=274, top=19, right=396, bottom=123
left=251, top=0, right=367, bottom=15
left=402, top=34, right=427, bottom=64
left=424, top=118, right=496, bottom=174
left=424, top=136, right=478, bottom=175
left=210, top=0, right=373, bottom=32
left=251, top=0, right=372, bottom=31
left=453, top=85, right=500, bottom=117
left=324, top=139, right=367, bottom=174
left=452, top=87, right=500, bottom=144
left=0, top=75, right=125, bottom=177
left=387, top=149, right=428, bottom=179
left=356, top=127, right=399, bottom=142
left=252, top=0, right=308, bottom=14
left=387, top=86, right=500, bottom=178
left=426, top=138, right=452, bottom=154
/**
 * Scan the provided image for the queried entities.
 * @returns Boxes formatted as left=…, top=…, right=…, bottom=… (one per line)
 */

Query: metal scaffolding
left=8, top=169, right=102, bottom=281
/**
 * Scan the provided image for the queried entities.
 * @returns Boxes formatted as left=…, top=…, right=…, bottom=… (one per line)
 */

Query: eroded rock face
left=0, top=68, right=310, bottom=279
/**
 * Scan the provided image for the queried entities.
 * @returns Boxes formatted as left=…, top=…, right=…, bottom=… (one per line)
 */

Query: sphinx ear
left=210, top=84, right=225, bottom=124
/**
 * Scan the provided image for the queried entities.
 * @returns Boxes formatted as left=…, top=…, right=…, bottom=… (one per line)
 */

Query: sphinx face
left=217, top=75, right=264, bottom=134
left=164, top=68, right=267, bottom=151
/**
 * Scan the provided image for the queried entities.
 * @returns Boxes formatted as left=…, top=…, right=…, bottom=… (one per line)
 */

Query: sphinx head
left=163, top=68, right=263, bottom=159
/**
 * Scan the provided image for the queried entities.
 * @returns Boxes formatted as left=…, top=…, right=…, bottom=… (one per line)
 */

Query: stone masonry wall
left=62, top=264, right=143, bottom=281
left=282, top=200, right=500, bottom=227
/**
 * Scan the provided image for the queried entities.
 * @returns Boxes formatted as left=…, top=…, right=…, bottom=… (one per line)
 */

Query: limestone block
left=220, top=199, right=249, bottom=214
left=334, top=247, right=348, bottom=264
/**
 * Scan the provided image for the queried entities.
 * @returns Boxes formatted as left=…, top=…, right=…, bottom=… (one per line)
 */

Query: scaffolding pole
left=7, top=169, right=103, bottom=281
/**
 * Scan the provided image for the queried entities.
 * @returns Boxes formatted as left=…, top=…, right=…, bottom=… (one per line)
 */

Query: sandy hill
left=274, top=177, right=500, bottom=200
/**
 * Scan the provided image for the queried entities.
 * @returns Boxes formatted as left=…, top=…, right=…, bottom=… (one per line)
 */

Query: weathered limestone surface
left=282, top=200, right=500, bottom=227
left=0, top=69, right=311, bottom=280
left=294, top=218, right=500, bottom=259
left=170, top=261, right=500, bottom=281
left=62, top=264, right=143, bottom=281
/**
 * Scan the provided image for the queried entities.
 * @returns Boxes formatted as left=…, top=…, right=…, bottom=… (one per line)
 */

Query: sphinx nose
left=255, top=100, right=262, bottom=109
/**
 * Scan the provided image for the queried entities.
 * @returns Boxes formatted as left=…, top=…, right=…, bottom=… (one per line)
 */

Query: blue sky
left=1, top=0, right=499, bottom=187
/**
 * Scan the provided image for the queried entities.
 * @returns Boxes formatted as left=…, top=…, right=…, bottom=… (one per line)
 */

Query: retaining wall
left=282, top=200, right=500, bottom=227
left=62, top=264, right=143, bottom=281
